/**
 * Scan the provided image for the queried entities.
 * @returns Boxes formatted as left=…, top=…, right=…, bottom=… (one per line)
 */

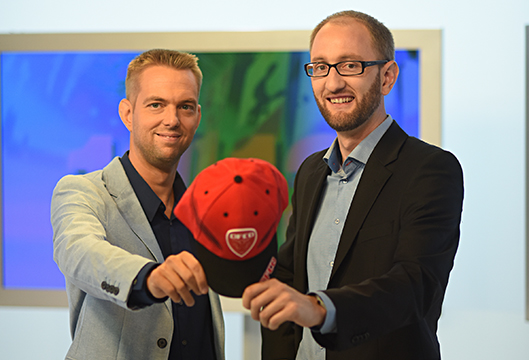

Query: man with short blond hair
left=52, top=49, right=224, bottom=360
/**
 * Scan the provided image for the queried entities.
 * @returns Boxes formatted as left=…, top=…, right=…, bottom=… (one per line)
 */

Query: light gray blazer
left=51, top=157, right=225, bottom=360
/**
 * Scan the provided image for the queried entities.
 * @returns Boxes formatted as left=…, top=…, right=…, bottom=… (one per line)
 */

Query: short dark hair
left=310, top=10, right=395, bottom=61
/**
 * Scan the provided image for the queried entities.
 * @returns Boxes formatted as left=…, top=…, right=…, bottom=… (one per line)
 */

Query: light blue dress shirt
left=295, top=116, right=393, bottom=360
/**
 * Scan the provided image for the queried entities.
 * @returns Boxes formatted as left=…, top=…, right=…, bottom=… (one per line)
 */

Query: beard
left=315, top=72, right=382, bottom=132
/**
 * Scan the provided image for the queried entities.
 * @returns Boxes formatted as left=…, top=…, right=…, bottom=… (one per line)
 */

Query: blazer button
left=157, top=338, right=168, bottom=349
left=351, top=332, right=370, bottom=344
left=109, top=285, right=119, bottom=295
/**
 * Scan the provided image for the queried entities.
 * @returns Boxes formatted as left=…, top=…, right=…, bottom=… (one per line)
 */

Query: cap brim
left=194, top=234, right=278, bottom=298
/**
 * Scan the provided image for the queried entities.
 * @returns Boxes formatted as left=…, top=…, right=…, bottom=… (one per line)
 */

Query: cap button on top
left=234, top=175, right=242, bottom=183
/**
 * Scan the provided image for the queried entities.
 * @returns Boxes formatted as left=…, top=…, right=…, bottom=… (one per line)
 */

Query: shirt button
left=341, top=178, right=348, bottom=184
left=330, top=261, right=334, bottom=267
left=182, top=340, right=188, bottom=346
left=334, top=218, right=340, bottom=225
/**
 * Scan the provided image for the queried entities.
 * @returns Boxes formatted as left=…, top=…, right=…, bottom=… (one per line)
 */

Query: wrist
left=310, top=294, right=327, bottom=328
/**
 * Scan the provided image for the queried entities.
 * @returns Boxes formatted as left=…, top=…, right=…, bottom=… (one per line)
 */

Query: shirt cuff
left=127, top=262, right=168, bottom=309
left=309, top=291, right=337, bottom=334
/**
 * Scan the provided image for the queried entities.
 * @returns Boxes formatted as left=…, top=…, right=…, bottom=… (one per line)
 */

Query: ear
left=195, top=104, right=202, bottom=131
left=381, top=61, right=399, bottom=96
left=118, top=98, right=133, bottom=131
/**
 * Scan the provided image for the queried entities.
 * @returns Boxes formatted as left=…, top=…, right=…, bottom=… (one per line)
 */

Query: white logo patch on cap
left=226, top=228, right=258, bottom=258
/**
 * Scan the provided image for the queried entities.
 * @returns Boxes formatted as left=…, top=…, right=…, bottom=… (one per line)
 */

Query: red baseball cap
left=174, top=157, right=289, bottom=297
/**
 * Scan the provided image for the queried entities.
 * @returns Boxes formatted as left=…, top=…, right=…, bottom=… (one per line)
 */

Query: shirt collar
left=120, top=151, right=184, bottom=222
left=324, top=115, right=394, bottom=174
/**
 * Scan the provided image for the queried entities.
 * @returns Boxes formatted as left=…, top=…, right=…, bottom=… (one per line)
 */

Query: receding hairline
left=309, top=11, right=395, bottom=61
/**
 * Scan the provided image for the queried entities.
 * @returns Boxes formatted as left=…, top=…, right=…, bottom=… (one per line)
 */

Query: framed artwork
left=0, top=29, right=441, bottom=307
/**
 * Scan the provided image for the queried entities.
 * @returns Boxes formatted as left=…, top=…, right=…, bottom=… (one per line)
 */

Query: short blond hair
left=125, top=49, right=203, bottom=103
left=310, top=10, right=395, bottom=61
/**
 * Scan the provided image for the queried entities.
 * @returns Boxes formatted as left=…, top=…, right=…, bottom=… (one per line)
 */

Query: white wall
left=1, top=0, right=529, bottom=359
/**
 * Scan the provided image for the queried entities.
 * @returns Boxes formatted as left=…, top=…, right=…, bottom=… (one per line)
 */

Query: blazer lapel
left=294, top=155, right=330, bottom=291
left=102, top=157, right=165, bottom=263
left=331, top=121, right=408, bottom=277
left=299, top=160, right=330, bottom=245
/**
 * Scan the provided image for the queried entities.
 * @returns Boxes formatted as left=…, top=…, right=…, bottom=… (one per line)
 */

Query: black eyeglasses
left=304, top=60, right=389, bottom=77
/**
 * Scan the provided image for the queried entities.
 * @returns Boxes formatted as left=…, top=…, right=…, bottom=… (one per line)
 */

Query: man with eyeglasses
left=242, top=10, right=463, bottom=360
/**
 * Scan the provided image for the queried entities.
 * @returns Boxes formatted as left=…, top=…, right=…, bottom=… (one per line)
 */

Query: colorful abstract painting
left=1, top=49, right=418, bottom=289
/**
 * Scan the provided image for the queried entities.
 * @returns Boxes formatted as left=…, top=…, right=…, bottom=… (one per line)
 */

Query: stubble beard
left=316, top=72, right=382, bottom=133
left=133, top=132, right=187, bottom=173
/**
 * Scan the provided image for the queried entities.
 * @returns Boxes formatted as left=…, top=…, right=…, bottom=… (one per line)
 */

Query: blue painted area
left=1, top=50, right=418, bottom=290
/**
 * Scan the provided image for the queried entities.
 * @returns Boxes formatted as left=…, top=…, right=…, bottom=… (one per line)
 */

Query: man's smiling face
left=310, top=20, right=385, bottom=134
left=121, top=65, right=201, bottom=172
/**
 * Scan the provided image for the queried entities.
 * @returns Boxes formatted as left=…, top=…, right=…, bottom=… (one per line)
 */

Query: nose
left=163, top=106, right=180, bottom=127
left=325, top=67, right=346, bottom=93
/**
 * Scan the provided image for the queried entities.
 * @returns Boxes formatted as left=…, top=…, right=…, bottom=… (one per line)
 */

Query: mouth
left=156, top=133, right=180, bottom=140
left=328, top=96, right=354, bottom=104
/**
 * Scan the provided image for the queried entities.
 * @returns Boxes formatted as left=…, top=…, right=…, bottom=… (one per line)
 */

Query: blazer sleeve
left=313, top=147, right=464, bottom=351
left=261, top=234, right=299, bottom=360
left=51, top=174, right=153, bottom=309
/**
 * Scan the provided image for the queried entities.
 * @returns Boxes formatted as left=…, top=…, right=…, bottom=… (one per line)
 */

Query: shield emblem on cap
left=226, top=228, right=258, bottom=258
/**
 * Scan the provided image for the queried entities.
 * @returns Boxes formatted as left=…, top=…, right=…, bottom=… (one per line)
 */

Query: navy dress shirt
left=120, top=152, right=216, bottom=360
